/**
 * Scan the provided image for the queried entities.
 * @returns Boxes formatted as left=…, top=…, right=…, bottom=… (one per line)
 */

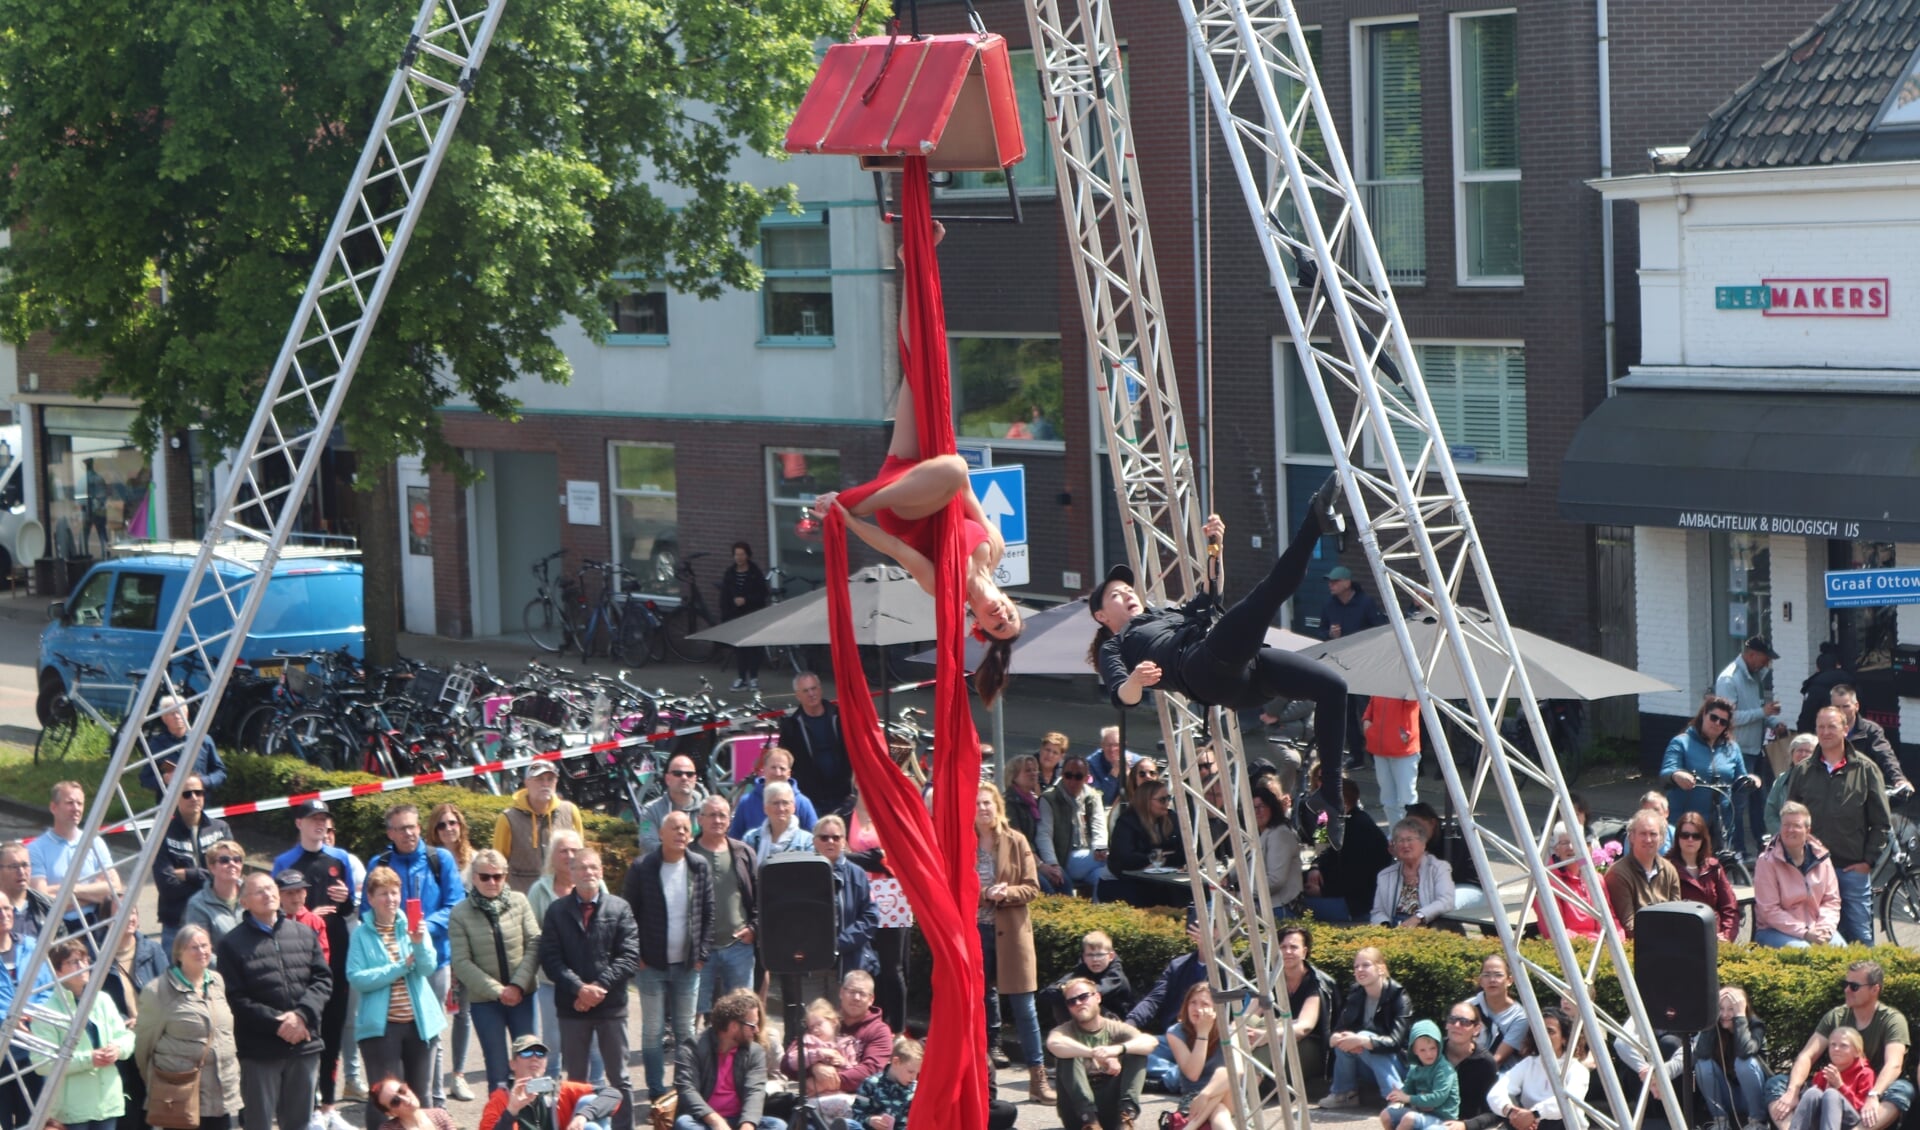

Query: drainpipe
left=1598, top=0, right=1618, bottom=396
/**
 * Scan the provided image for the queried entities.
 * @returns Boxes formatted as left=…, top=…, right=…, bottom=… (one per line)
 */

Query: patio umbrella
left=1303, top=609, right=1675, bottom=701
left=689, top=564, right=938, bottom=647
left=905, top=602, right=1317, bottom=675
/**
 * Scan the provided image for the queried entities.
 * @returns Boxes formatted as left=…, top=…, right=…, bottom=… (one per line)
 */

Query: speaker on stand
left=759, top=855, right=840, bottom=1130
left=1634, top=901, right=1719, bottom=1120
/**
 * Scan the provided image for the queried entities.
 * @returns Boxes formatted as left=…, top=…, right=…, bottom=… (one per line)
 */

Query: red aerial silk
left=825, top=159, right=987, bottom=1129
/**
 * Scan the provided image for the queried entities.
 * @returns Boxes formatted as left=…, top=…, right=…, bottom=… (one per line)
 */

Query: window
left=108, top=572, right=164, bottom=631
left=1354, top=21, right=1424, bottom=284
left=1383, top=343, right=1527, bottom=473
left=762, top=215, right=834, bottom=342
left=1709, top=533, right=1771, bottom=676
left=42, top=405, right=152, bottom=558
left=767, top=449, right=840, bottom=588
left=949, top=50, right=1055, bottom=194
left=950, top=336, right=1063, bottom=442
left=609, top=444, right=678, bottom=595
left=608, top=281, right=668, bottom=343
left=67, top=570, right=113, bottom=627
left=1453, top=12, right=1522, bottom=283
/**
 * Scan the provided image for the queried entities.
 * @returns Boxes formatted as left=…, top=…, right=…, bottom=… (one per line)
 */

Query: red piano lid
left=785, top=32, right=1026, bottom=172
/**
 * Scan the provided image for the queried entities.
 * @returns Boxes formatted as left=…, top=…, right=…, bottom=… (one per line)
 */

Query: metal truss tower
left=1021, top=1, right=1687, bottom=1129
left=0, top=0, right=508, bottom=1122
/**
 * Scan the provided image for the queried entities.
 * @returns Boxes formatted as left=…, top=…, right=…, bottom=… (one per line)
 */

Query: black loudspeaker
left=1634, top=900, right=1718, bottom=1031
left=759, top=854, right=840, bottom=974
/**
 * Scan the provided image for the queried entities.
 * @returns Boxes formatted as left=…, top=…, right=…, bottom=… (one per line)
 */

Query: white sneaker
left=448, top=1075, right=475, bottom=1102
left=324, top=1111, right=354, bottom=1130
left=1316, top=1092, right=1360, bottom=1109
left=309, top=1116, right=327, bottom=1130
left=749, top=678, right=760, bottom=690
left=730, top=678, right=748, bottom=690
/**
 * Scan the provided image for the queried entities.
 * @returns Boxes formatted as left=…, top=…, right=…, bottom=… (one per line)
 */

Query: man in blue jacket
left=1124, top=916, right=1209, bottom=1092
left=362, top=802, right=465, bottom=1107
left=136, top=695, right=228, bottom=803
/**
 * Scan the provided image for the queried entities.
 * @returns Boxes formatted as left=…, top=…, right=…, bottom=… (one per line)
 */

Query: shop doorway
left=1827, top=539, right=1900, bottom=741
left=467, top=451, right=560, bottom=638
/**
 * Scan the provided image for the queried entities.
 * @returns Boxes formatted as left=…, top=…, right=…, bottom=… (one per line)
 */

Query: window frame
left=948, top=331, right=1067, bottom=451
left=606, top=277, right=670, bottom=346
left=941, top=48, right=1058, bottom=198
left=607, top=441, right=679, bottom=596
left=759, top=209, right=836, bottom=347
left=1349, top=17, right=1425, bottom=286
left=765, top=447, right=841, bottom=590
left=1362, top=338, right=1528, bottom=478
left=1450, top=8, right=1524, bottom=287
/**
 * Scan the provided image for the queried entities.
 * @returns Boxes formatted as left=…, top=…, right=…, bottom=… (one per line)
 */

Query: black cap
left=1088, top=563, right=1134, bottom=618
left=293, top=799, right=331, bottom=819
left=1743, top=635, right=1779, bottom=660
left=274, top=870, right=309, bottom=891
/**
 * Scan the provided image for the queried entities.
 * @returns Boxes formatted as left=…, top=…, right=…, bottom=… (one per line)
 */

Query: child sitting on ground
left=802, top=999, right=864, bottom=1120
left=1791, top=1027, right=1874, bottom=1130
left=842, top=1036, right=922, bottom=1130
left=1383, top=1020, right=1460, bottom=1130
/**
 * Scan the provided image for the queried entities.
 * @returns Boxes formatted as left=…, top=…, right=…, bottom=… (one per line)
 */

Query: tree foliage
left=0, top=0, right=857, bottom=466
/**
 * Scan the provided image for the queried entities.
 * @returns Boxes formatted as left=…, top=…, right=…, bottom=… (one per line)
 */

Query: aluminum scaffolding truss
left=1018, top=5, right=1310, bottom=1130
left=0, top=0, right=508, bottom=1122
left=1171, top=1, right=1688, bottom=1128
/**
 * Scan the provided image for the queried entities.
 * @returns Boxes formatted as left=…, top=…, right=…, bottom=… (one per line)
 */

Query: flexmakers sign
left=1714, top=278, right=1889, bottom=317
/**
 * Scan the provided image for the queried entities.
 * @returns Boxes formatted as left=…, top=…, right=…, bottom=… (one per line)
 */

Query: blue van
left=38, top=550, right=365, bottom=721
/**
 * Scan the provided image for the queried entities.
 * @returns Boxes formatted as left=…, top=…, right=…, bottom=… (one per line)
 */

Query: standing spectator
left=815, top=816, right=879, bottom=982
left=638, top=754, right=708, bottom=856
left=449, top=849, right=540, bottom=1097
left=692, top=796, right=759, bottom=1014
left=1753, top=801, right=1843, bottom=948
left=1045, top=978, right=1153, bottom=1130
left=1319, top=946, right=1411, bottom=1109
left=0, top=842, right=54, bottom=947
left=622, top=811, right=713, bottom=1104
left=1767, top=960, right=1912, bottom=1130
left=427, top=803, right=476, bottom=1103
left=1716, top=635, right=1782, bottom=858
left=673, top=989, right=785, bottom=1130
left=1108, top=782, right=1184, bottom=908
left=1035, top=756, right=1109, bottom=895
left=348, top=866, right=446, bottom=1119
left=33, top=937, right=134, bottom=1130
left=1767, top=735, right=1819, bottom=836
left=1532, top=824, right=1607, bottom=941
left=525, top=832, right=599, bottom=1086
left=973, top=784, right=1051, bottom=1102
left=741, top=783, right=813, bottom=872
left=1276, top=926, right=1337, bottom=1080
left=1694, top=985, right=1767, bottom=1130
left=1252, top=777, right=1303, bottom=913
left=1041, top=931, right=1135, bottom=1031
left=362, top=804, right=466, bottom=1108
left=181, top=840, right=248, bottom=946
left=720, top=542, right=771, bottom=691
left=137, top=695, right=228, bottom=804
left=780, top=973, right=892, bottom=1099
left=1364, top=696, right=1422, bottom=825
left=1669, top=812, right=1741, bottom=942
left=0, top=899, right=54, bottom=1129
left=1467, top=953, right=1528, bottom=1074
left=277, top=872, right=331, bottom=962
left=846, top=796, right=909, bottom=1033
left=1662, top=695, right=1746, bottom=854
left=272, top=801, right=360, bottom=1108
left=218, top=872, right=331, bottom=1130
left=1600, top=811, right=1682, bottom=938
left=28, top=780, right=123, bottom=938
left=1438, top=1002, right=1498, bottom=1130
left=322, top=823, right=371, bottom=1106
left=1323, top=565, right=1388, bottom=767
left=134, top=925, right=243, bottom=1130
left=1485, top=1010, right=1587, bottom=1130
left=366, top=1079, right=455, bottom=1130
left=493, top=762, right=580, bottom=895
left=153, top=772, right=231, bottom=956
left=539, top=849, right=640, bottom=1130
left=1830, top=686, right=1913, bottom=796
left=1002, top=756, right=1046, bottom=851
left=1371, top=819, right=1456, bottom=928
left=1085, top=727, right=1142, bottom=808
left=1797, top=645, right=1850, bottom=734
left=780, top=673, right=853, bottom=814
left=1783, top=707, right=1891, bottom=946
left=100, top=904, right=166, bottom=1125
left=478, top=1034, right=622, bottom=1130
left=728, top=747, right=819, bottom=839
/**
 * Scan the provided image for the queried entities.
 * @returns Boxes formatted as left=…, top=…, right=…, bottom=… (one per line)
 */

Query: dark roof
left=1680, top=0, right=1920, bottom=171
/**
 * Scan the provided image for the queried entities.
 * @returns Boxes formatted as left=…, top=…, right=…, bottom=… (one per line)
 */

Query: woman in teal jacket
left=348, top=865, right=447, bottom=1116
left=35, top=937, right=135, bottom=1130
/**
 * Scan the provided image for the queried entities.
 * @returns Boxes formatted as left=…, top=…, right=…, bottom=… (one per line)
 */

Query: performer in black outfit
left=1088, top=477, right=1350, bottom=841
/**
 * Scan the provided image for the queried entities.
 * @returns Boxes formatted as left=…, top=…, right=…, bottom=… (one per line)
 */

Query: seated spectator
left=1045, top=977, right=1154, bottom=1130
left=1404, top=804, right=1478, bottom=891
left=1318, top=946, right=1410, bottom=1109
left=1695, top=985, right=1767, bottom=1130
left=1767, top=960, right=1913, bottom=1130
left=1766, top=735, right=1819, bottom=837
left=1124, top=918, right=1208, bottom=1093
left=1167, top=983, right=1226, bottom=1103
left=1302, top=779, right=1393, bottom=922
left=1485, top=1009, right=1587, bottom=1130
left=781, top=971, right=892, bottom=1099
left=1467, top=953, right=1528, bottom=1074
left=1277, top=925, right=1337, bottom=1080
left=1037, top=733, right=1070, bottom=791
left=1637, top=791, right=1675, bottom=855
left=1787, top=1026, right=1873, bottom=1130
left=1754, top=801, right=1843, bottom=948
left=1601, top=810, right=1681, bottom=938
left=797, top=1000, right=862, bottom=1121
left=1383, top=1020, right=1459, bottom=1130
left=1371, top=819, right=1456, bottom=928
left=1439, top=1002, right=1499, bottom=1130
left=1668, top=811, right=1741, bottom=942
left=1251, top=777, right=1303, bottom=914
left=1532, top=823, right=1607, bottom=940
left=1003, top=755, right=1046, bottom=852
left=674, top=989, right=785, bottom=1130
left=1036, top=757, right=1109, bottom=896
left=480, top=1034, right=622, bottom=1130
left=846, top=1037, right=921, bottom=1130
left=1040, top=931, right=1134, bottom=1030
left=1110, top=761, right=1163, bottom=830
left=369, top=1077, right=456, bottom=1130
left=1108, top=781, right=1185, bottom=907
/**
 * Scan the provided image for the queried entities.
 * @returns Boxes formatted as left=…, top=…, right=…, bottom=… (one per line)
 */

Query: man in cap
left=1716, top=634, right=1783, bottom=860
left=494, top=759, right=582, bottom=893
left=275, top=870, right=330, bottom=961
left=153, top=770, right=231, bottom=956
left=272, top=799, right=362, bottom=1105
left=1321, top=564, right=1387, bottom=771
left=480, top=1034, right=624, bottom=1130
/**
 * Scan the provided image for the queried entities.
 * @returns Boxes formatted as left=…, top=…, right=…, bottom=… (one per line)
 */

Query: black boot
left=1307, top=470, right=1347, bottom=536
left=988, top=1027, right=1011, bottom=1069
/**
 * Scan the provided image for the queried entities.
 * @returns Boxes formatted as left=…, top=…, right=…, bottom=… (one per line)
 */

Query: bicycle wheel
left=665, top=600, right=720, bottom=663
left=234, top=704, right=282, bottom=754
left=1881, top=869, right=1920, bottom=948
left=34, top=697, right=80, bottom=764
left=524, top=596, right=567, bottom=653
left=268, top=711, right=355, bottom=771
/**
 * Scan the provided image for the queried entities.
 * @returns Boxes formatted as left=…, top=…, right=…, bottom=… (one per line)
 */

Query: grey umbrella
left=688, top=564, right=939, bottom=647
left=905, top=600, right=1317, bottom=675
left=1303, top=609, right=1675, bottom=701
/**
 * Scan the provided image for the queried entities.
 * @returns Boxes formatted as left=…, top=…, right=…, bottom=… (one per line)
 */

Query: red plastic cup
left=405, top=897, right=423, bottom=934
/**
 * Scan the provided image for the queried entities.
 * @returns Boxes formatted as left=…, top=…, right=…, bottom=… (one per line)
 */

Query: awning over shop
left=1558, top=390, right=1920, bottom=542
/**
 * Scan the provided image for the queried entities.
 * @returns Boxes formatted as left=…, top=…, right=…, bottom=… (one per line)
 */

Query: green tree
left=0, top=0, right=855, bottom=658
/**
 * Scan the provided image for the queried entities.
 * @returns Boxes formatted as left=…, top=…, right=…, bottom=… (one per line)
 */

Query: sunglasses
left=1844, top=980, right=1874, bottom=992
left=1677, top=831, right=1703, bottom=841
left=1446, top=1016, right=1478, bottom=1026
left=816, top=834, right=843, bottom=843
left=1063, top=772, right=1088, bottom=781
left=516, top=1048, right=547, bottom=1059
left=1705, top=714, right=1730, bottom=725
left=213, top=855, right=243, bottom=865
left=667, top=769, right=698, bottom=778
left=476, top=872, right=505, bottom=882
left=1065, top=992, right=1095, bottom=1006
left=436, top=820, right=462, bottom=830
left=181, top=789, right=205, bottom=798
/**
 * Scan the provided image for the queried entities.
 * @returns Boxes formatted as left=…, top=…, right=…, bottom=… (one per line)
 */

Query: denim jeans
left=470, top=995, right=538, bottom=1094
left=638, top=963, right=700, bottom=1098
left=1374, top=754, right=1420, bottom=826
left=448, top=979, right=471, bottom=1084
left=1767, top=1076, right=1916, bottom=1117
left=1697, top=1054, right=1767, bottom=1121
left=1066, top=849, right=1106, bottom=889
left=699, top=939, right=757, bottom=1013
left=537, top=983, right=605, bottom=1084
left=676, top=1117, right=788, bottom=1130
left=1145, top=1033, right=1181, bottom=1093
left=1754, top=926, right=1847, bottom=949
left=1835, top=866, right=1874, bottom=946
left=978, top=923, right=1044, bottom=1066
left=1383, top=1107, right=1447, bottom=1130
left=1329, top=1046, right=1405, bottom=1097
left=428, top=963, right=451, bottom=1106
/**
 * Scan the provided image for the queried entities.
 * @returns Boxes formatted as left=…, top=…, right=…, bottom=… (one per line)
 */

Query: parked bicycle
left=1873, top=789, right=1920, bottom=946
left=760, top=564, right=816, bottom=677
left=523, top=550, right=581, bottom=654
left=1688, top=774, right=1759, bottom=888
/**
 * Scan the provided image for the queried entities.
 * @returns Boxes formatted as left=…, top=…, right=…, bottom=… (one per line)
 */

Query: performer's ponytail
left=974, top=636, right=1013, bottom=706
left=1086, top=625, right=1113, bottom=670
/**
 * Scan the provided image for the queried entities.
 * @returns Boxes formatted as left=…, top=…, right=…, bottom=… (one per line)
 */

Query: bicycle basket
left=403, top=666, right=450, bottom=707
left=284, top=666, right=321, bottom=698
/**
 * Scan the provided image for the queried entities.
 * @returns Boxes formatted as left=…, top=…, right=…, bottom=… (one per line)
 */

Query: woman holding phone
left=348, top=866, right=447, bottom=1117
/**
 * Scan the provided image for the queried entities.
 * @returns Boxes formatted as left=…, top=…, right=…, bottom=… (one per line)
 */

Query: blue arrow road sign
left=968, top=465, right=1027, bottom=545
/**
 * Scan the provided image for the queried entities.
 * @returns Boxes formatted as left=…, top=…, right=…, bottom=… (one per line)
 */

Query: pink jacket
left=1753, top=836, right=1840, bottom=942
